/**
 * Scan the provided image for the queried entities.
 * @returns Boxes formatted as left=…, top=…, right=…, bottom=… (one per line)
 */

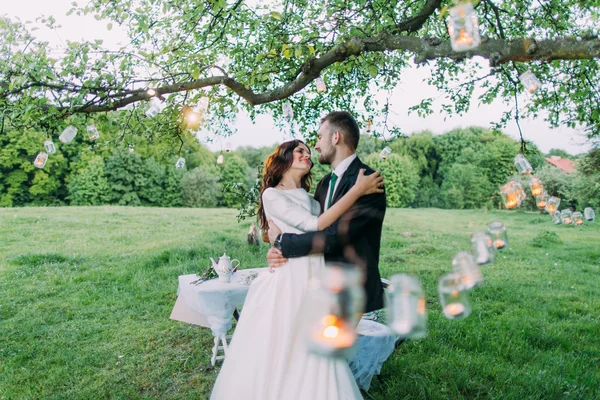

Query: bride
left=210, top=139, right=383, bottom=400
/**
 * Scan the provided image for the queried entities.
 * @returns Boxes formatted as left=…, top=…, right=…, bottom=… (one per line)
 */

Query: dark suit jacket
left=279, top=157, right=386, bottom=313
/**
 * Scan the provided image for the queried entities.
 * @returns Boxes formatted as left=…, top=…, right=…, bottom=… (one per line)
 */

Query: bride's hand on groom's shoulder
left=355, top=169, right=384, bottom=196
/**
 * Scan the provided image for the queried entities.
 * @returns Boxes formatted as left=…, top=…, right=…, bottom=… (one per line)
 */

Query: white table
left=177, top=268, right=266, bottom=365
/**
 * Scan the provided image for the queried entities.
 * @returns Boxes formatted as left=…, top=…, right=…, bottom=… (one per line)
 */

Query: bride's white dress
left=211, top=187, right=363, bottom=400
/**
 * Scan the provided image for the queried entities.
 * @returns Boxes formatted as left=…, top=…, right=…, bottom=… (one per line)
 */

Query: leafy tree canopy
left=1, top=0, right=600, bottom=151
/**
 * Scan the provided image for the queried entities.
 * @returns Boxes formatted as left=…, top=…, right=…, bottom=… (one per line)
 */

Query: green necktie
left=327, top=173, right=338, bottom=209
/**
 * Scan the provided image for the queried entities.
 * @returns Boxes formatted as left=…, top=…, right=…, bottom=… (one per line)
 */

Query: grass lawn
left=1, top=206, right=599, bottom=399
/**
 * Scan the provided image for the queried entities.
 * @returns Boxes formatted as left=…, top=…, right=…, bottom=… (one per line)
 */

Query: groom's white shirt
left=324, top=153, right=357, bottom=211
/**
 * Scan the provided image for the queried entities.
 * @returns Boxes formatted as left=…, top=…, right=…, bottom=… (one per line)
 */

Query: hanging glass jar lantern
left=305, top=262, right=365, bottom=358
left=487, top=222, right=508, bottom=250
left=366, top=120, right=372, bottom=133
left=572, top=212, right=584, bottom=226
left=282, top=101, right=293, bottom=120
left=33, top=152, right=48, bottom=169
left=217, top=154, right=224, bottom=164
left=182, top=105, right=203, bottom=130
left=500, top=181, right=521, bottom=209
left=438, top=272, right=471, bottom=320
left=519, top=70, right=542, bottom=94
left=315, top=77, right=327, bottom=93
left=86, top=125, right=100, bottom=141
left=451, top=252, right=483, bottom=290
left=551, top=211, right=562, bottom=225
left=471, top=232, right=495, bottom=265
left=514, top=154, right=533, bottom=175
left=387, top=274, right=427, bottom=339
left=128, top=144, right=135, bottom=153
left=197, top=96, right=210, bottom=114
left=59, top=126, right=77, bottom=144
left=145, top=97, right=166, bottom=118
left=175, top=157, right=186, bottom=169
left=447, top=2, right=481, bottom=52
left=528, top=176, right=544, bottom=197
left=560, top=209, right=572, bottom=225
left=535, top=192, right=548, bottom=210
left=146, top=88, right=157, bottom=96
left=225, top=142, right=233, bottom=152
left=545, top=196, right=561, bottom=214
left=44, top=140, right=56, bottom=154
left=584, top=207, right=595, bottom=221
left=379, top=146, right=392, bottom=159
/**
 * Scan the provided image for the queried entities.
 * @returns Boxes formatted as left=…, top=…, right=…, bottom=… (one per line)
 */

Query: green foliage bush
left=216, top=154, right=249, bottom=208
left=531, top=231, right=563, bottom=248
left=440, top=163, right=494, bottom=209
left=68, top=156, right=110, bottom=206
left=365, top=153, right=419, bottom=208
left=181, top=167, right=220, bottom=207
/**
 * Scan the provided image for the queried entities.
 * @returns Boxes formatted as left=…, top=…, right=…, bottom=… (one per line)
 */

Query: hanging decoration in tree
left=146, top=97, right=166, bottom=118
left=514, top=154, right=533, bottom=175
left=44, top=140, right=56, bottom=155
left=451, top=252, right=483, bottom=290
left=197, top=96, right=210, bottom=114
left=146, top=88, right=157, bottom=96
left=528, top=176, right=544, bottom=197
left=535, top=192, right=548, bottom=210
left=33, top=152, right=48, bottom=169
left=387, top=274, right=427, bottom=339
left=551, top=211, right=562, bottom=225
left=217, top=154, right=224, bottom=164
left=500, top=181, right=521, bottom=209
left=447, top=2, right=481, bottom=52
left=181, top=105, right=203, bottom=130
left=572, top=212, right=584, bottom=226
left=175, top=157, right=186, bottom=169
left=315, top=77, right=326, bottom=93
left=545, top=196, right=561, bottom=214
left=487, top=222, right=508, bottom=250
left=87, top=125, right=100, bottom=141
left=379, top=146, right=392, bottom=159
left=59, top=126, right=77, bottom=144
left=282, top=101, right=293, bottom=120
left=584, top=207, right=596, bottom=222
left=438, top=272, right=471, bottom=320
left=128, top=144, right=135, bottom=153
left=519, top=71, right=542, bottom=94
left=366, top=120, right=372, bottom=133
left=225, top=142, right=233, bottom=152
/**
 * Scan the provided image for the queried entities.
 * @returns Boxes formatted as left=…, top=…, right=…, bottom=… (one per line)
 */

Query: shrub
left=365, top=153, right=419, bottom=208
left=439, top=163, right=494, bottom=209
left=68, top=156, right=110, bottom=205
left=181, top=167, right=220, bottom=207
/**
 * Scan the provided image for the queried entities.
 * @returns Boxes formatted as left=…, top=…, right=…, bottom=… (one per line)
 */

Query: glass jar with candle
left=487, top=222, right=508, bottom=250
left=379, top=146, right=392, bottom=159
left=535, top=192, right=548, bottom=210
left=500, top=181, right=521, bottom=209
left=519, top=70, right=542, bottom=94
left=86, top=125, right=100, bottom=141
left=282, top=101, right=293, bottom=120
left=451, top=252, right=483, bottom=289
left=44, top=140, right=56, bottom=155
left=145, top=97, right=166, bottom=118
left=33, top=152, right=48, bottom=169
left=572, top=212, right=584, bottom=226
left=551, top=211, right=562, bottom=225
left=471, top=232, right=495, bottom=265
left=304, top=263, right=365, bottom=358
left=514, top=154, right=533, bottom=175
left=387, top=274, right=427, bottom=339
left=175, top=157, right=186, bottom=169
left=59, top=125, right=77, bottom=144
left=584, top=207, right=595, bottom=222
left=560, top=209, right=572, bottom=225
left=447, top=2, right=481, bottom=52
left=528, top=176, right=544, bottom=197
left=545, top=196, right=561, bottom=214
left=315, top=77, right=327, bottom=93
left=438, top=273, right=471, bottom=320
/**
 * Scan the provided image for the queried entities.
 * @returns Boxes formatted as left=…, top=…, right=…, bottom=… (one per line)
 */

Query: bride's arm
left=316, top=169, right=383, bottom=230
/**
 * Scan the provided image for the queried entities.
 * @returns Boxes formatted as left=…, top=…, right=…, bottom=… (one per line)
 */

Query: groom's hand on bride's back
left=267, top=247, right=288, bottom=268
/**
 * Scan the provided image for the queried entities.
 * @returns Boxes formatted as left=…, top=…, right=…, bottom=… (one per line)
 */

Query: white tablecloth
left=177, top=268, right=267, bottom=336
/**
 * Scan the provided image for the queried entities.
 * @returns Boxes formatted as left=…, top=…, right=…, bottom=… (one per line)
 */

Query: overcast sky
left=3, top=0, right=593, bottom=155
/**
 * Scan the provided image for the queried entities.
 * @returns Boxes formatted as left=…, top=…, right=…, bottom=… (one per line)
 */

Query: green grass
left=1, top=206, right=599, bottom=399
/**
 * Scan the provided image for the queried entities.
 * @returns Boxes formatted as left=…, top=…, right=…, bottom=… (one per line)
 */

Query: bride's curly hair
left=258, top=140, right=313, bottom=241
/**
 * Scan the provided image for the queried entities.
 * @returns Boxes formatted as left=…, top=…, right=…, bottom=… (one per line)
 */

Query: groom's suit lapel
left=315, top=172, right=332, bottom=214
left=331, top=157, right=362, bottom=206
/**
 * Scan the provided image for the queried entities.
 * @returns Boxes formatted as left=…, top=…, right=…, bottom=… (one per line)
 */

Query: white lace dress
left=210, top=188, right=362, bottom=400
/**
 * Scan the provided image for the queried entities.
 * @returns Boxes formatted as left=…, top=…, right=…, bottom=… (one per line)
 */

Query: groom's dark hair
left=321, top=111, right=360, bottom=151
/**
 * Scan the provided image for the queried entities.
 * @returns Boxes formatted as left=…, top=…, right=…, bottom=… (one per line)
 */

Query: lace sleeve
left=262, top=188, right=318, bottom=232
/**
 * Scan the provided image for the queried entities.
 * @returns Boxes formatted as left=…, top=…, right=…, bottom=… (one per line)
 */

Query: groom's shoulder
left=357, top=158, right=376, bottom=174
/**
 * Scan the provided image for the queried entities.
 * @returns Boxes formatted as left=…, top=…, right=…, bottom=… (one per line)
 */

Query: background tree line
left=1, top=122, right=598, bottom=212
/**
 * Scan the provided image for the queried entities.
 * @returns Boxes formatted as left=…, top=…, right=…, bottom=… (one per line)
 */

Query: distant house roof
left=545, top=156, right=576, bottom=173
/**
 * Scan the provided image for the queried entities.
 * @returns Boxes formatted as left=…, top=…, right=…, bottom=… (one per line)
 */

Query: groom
left=267, top=111, right=386, bottom=313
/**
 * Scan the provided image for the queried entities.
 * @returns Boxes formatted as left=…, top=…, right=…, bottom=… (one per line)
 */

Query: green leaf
left=369, top=65, right=378, bottom=78
left=270, top=11, right=282, bottom=20
left=106, top=23, right=113, bottom=31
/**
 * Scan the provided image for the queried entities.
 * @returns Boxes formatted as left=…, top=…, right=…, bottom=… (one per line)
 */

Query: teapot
left=210, top=252, right=240, bottom=283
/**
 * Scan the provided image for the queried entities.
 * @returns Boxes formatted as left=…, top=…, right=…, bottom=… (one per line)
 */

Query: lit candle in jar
left=537, top=200, right=547, bottom=208
left=547, top=204, right=556, bottom=213
left=494, top=239, right=506, bottom=250
left=313, top=315, right=355, bottom=349
left=505, top=194, right=518, bottom=209
left=457, top=29, right=473, bottom=45
left=444, top=303, right=466, bottom=318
